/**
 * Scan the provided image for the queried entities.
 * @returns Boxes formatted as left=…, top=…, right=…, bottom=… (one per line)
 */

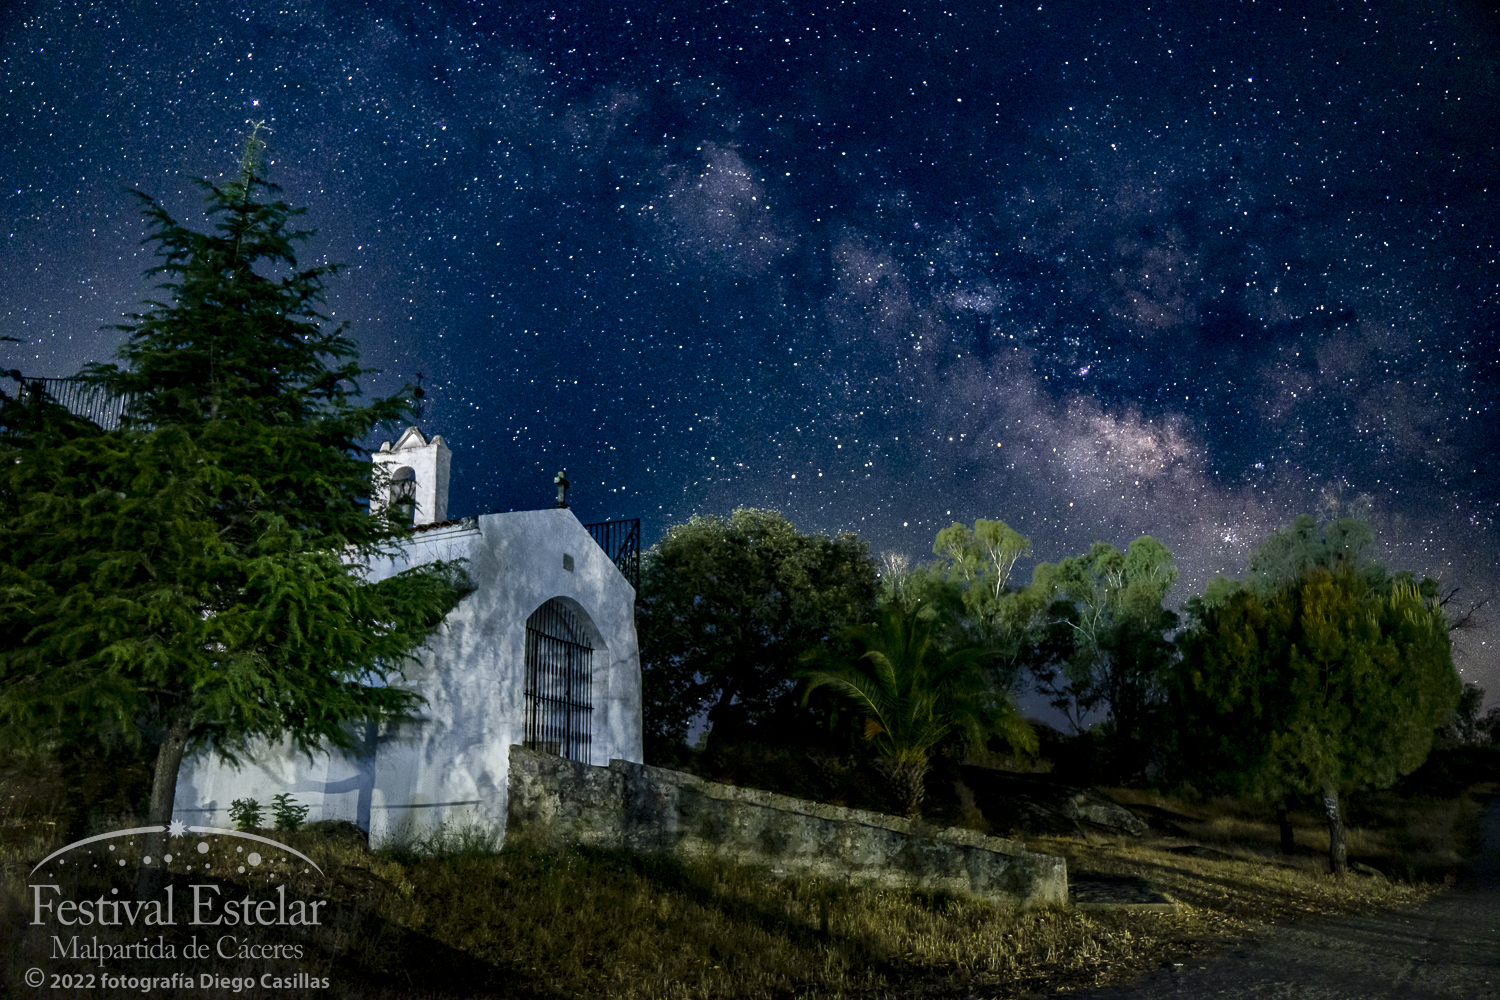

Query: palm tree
left=800, top=604, right=1036, bottom=817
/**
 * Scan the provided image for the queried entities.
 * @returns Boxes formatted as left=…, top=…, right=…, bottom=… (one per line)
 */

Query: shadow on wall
left=313, top=719, right=384, bottom=833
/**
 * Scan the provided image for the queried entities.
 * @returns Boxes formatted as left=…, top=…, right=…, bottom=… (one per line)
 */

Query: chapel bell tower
left=372, top=427, right=451, bottom=525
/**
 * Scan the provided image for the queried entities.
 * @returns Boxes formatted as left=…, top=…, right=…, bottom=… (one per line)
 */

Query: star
left=0, top=0, right=1495, bottom=713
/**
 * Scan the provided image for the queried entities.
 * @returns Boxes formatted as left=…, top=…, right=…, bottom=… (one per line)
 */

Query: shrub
left=270, top=792, right=309, bottom=832
left=228, top=797, right=262, bottom=831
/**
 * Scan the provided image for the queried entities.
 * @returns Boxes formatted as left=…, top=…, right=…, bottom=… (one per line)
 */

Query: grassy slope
left=2, top=746, right=1494, bottom=999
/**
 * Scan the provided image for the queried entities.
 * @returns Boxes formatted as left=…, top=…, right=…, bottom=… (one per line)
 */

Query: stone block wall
left=506, top=745, right=1067, bottom=909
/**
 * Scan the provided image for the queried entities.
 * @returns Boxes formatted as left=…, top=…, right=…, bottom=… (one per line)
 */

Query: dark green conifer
left=1172, top=517, right=1460, bottom=874
left=0, top=127, right=467, bottom=865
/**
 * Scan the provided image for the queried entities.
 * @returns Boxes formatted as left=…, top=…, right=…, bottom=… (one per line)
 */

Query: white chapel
left=172, top=427, right=644, bottom=843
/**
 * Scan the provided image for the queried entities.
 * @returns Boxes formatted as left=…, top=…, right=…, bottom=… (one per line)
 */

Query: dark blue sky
left=4, top=0, right=1497, bottom=704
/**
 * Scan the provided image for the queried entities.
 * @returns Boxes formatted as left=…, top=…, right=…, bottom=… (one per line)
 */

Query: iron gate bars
left=583, top=518, right=640, bottom=590
left=522, top=599, right=594, bottom=761
left=3, top=374, right=129, bottom=431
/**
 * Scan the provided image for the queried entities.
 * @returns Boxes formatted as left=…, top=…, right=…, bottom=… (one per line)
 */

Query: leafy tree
left=932, top=518, right=1031, bottom=602
left=1170, top=584, right=1302, bottom=849
left=1177, top=513, right=1413, bottom=857
left=799, top=603, right=1035, bottom=817
left=1243, top=514, right=1377, bottom=590
left=0, top=130, right=467, bottom=875
left=927, top=519, right=1048, bottom=691
left=636, top=508, right=878, bottom=755
left=1030, top=536, right=1179, bottom=778
left=1172, top=519, right=1460, bottom=874
left=874, top=552, right=968, bottom=643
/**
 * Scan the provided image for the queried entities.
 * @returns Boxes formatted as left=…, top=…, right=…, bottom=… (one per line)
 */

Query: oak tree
left=636, top=508, right=878, bottom=755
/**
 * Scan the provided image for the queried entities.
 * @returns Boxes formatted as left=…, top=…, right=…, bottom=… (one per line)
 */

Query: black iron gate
left=523, top=599, right=594, bottom=761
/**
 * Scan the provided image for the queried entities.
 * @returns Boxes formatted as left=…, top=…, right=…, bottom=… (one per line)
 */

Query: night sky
left=4, top=1, right=1497, bottom=708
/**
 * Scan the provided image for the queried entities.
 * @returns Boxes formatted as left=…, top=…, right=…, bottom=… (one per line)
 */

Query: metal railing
left=3, top=374, right=130, bottom=430
left=584, top=518, right=640, bottom=590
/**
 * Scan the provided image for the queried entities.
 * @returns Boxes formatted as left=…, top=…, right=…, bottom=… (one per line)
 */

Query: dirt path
left=1072, top=794, right=1500, bottom=999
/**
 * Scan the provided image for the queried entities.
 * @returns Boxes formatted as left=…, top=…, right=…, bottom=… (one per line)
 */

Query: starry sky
left=4, top=0, right=1497, bottom=706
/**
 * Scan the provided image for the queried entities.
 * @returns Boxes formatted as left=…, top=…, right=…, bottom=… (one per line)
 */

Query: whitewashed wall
left=173, top=508, right=642, bottom=845
left=370, top=427, right=452, bottom=524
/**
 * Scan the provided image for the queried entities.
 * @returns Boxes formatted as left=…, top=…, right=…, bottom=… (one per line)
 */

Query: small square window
left=562, top=553, right=574, bottom=572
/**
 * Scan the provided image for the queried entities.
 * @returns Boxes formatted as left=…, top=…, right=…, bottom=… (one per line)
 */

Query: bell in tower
left=371, top=427, right=452, bottom=525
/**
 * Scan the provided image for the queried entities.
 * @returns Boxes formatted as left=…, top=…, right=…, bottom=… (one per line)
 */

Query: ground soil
left=1064, top=792, right=1500, bottom=1000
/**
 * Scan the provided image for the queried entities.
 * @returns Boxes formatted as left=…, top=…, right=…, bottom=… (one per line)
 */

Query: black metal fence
left=583, top=517, right=641, bottom=590
left=523, top=599, right=594, bottom=762
left=3, top=374, right=130, bottom=431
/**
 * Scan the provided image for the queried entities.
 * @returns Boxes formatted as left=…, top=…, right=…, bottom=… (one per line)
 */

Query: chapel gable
left=371, top=426, right=451, bottom=525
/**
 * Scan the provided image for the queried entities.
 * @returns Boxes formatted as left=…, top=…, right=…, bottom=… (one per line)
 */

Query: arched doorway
left=522, top=599, right=595, bottom=761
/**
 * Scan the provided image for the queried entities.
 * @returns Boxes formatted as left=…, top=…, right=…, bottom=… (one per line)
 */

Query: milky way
left=3, top=0, right=1496, bottom=702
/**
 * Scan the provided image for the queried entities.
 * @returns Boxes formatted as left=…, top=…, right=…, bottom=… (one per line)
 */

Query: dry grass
left=1104, top=784, right=1486, bottom=882
left=1031, top=832, right=1437, bottom=926
left=200, top=830, right=1277, bottom=999
left=0, top=811, right=1460, bottom=1000
left=0, top=764, right=1488, bottom=999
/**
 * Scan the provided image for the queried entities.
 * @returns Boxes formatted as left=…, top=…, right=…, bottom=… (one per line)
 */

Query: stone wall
left=506, top=745, right=1067, bottom=909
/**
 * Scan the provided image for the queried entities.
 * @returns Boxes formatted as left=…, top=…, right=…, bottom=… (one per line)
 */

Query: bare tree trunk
left=1322, top=783, right=1347, bottom=875
left=137, top=711, right=190, bottom=896
left=1277, top=799, right=1296, bottom=855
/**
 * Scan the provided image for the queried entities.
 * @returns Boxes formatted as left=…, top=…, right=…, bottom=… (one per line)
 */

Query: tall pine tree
left=0, top=128, right=467, bottom=864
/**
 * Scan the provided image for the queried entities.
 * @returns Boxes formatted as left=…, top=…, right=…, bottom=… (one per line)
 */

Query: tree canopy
left=0, top=131, right=467, bottom=857
left=926, top=519, right=1047, bottom=691
left=1171, top=517, right=1460, bottom=873
left=636, top=507, right=878, bottom=754
left=1029, top=536, right=1179, bottom=777
left=1243, top=514, right=1377, bottom=592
